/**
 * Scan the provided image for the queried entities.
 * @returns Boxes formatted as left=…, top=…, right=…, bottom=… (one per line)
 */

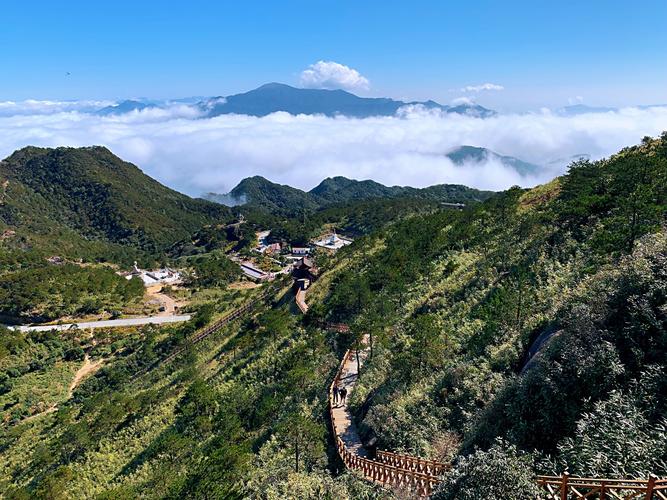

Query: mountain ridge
left=204, top=174, right=494, bottom=217
left=0, top=146, right=231, bottom=254
left=199, top=82, right=496, bottom=118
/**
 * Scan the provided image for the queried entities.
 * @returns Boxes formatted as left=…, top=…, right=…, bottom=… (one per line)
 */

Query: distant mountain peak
left=199, top=82, right=496, bottom=119
left=446, top=145, right=540, bottom=175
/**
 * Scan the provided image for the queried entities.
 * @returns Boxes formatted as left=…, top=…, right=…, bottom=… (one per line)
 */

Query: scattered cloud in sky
left=568, top=96, right=584, bottom=105
left=1, top=105, right=666, bottom=197
left=461, top=83, right=504, bottom=93
left=299, top=60, right=370, bottom=92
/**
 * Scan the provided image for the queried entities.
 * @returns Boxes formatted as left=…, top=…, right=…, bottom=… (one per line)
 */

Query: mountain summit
left=199, top=83, right=496, bottom=118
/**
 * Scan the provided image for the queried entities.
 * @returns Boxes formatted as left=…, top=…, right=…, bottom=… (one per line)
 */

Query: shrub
left=434, top=440, right=540, bottom=500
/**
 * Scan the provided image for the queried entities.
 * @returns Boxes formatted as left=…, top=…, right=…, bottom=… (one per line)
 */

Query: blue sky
left=2, top=0, right=667, bottom=110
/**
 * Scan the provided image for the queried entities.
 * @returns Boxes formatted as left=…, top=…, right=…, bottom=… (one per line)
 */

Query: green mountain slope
left=0, top=135, right=665, bottom=499
left=308, top=134, right=667, bottom=490
left=205, top=174, right=494, bottom=217
left=0, top=146, right=231, bottom=255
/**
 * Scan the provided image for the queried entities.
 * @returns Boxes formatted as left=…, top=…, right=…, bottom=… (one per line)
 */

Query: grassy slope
left=311, top=135, right=667, bottom=475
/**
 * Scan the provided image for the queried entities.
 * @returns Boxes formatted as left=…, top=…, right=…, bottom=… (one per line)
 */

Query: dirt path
left=22, top=354, right=105, bottom=423
left=68, top=354, right=104, bottom=397
left=146, top=285, right=178, bottom=316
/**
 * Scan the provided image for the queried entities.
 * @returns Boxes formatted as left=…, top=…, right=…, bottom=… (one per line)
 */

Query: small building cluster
left=234, top=228, right=353, bottom=284
left=123, top=262, right=182, bottom=286
left=239, top=261, right=275, bottom=282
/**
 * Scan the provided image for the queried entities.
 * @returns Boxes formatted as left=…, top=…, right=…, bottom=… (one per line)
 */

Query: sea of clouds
left=1, top=100, right=666, bottom=197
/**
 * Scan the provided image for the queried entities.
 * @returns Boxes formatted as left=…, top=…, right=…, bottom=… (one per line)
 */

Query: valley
left=0, top=134, right=665, bottom=499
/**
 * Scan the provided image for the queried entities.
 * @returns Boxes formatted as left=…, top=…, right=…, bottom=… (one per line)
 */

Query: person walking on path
left=339, top=386, right=348, bottom=405
left=333, top=385, right=339, bottom=405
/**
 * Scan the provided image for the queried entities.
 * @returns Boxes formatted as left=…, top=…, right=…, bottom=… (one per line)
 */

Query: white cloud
left=299, top=61, right=370, bottom=92
left=0, top=99, right=113, bottom=116
left=568, top=96, right=584, bottom=105
left=461, top=83, right=504, bottom=93
left=0, top=104, right=666, bottom=197
left=451, top=97, right=474, bottom=106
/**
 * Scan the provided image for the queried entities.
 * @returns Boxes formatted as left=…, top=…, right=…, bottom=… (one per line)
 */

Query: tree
left=554, top=388, right=667, bottom=477
left=175, top=378, right=219, bottom=437
left=276, top=409, right=325, bottom=473
left=408, top=314, right=450, bottom=376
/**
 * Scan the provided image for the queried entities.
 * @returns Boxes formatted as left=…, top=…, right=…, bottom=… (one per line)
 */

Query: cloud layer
left=0, top=99, right=114, bottom=116
left=299, top=61, right=370, bottom=92
left=1, top=104, right=666, bottom=197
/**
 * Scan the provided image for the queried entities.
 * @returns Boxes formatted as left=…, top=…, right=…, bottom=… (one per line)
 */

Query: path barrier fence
left=329, top=347, right=445, bottom=497
left=134, top=285, right=278, bottom=378
left=537, top=474, right=667, bottom=499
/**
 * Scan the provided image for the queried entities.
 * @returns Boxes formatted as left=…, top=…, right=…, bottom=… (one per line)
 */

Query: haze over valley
left=2, top=82, right=667, bottom=197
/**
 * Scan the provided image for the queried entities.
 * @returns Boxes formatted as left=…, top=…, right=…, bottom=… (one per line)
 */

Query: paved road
left=10, top=314, right=192, bottom=333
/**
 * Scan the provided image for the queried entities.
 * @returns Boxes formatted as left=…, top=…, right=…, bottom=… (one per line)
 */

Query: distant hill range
left=198, top=82, right=496, bottom=118
left=204, top=174, right=494, bottom=217
left=445, top=145, right=540, bottom=175
left=0, top=146, right=231, bottom=254
left=95, top=100, right=155, bottom=116
left=556, top=103, right=667, bottom=116
left=91, top=83, right=496, bottom=119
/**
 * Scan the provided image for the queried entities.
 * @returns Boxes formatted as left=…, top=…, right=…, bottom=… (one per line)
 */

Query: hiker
left=339, top=386, right=347, bottom=405
left=333, top=385, right=339, bottom=405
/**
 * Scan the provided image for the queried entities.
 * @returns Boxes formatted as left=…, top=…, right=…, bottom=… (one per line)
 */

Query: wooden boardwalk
left=329, top=340, right=445, bottom=497
left=330, top=346, right=369, bottom=458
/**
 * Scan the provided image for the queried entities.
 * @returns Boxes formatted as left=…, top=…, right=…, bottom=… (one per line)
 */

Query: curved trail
left=329, top=339, right=445, bottom=497
left=68, top=354, right=104, bottom=397
left=331, top=341, right=369, bottom=458
left=22, top=354, right=105, bottom=423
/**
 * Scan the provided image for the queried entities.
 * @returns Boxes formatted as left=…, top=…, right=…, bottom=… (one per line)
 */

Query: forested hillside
left=205, top=174, right=493, bottom=218
left=0, top=146, right=232, bottom=256
left=308, top=133, right=666, bottom=496
left=0, top=135, right=665, bottom=499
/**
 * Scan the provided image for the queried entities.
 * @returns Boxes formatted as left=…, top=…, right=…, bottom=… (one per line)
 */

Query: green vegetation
left=0, top=264, right=144, bottom=322
left=182, top=252, right=242, bottom=287
left=0, top=327, right=85, bottom=422
left=0, top=283, right=385, bottom=498
left=0, top=146, right=232, bottom=255
left=0, top=135, right=665, bottom=498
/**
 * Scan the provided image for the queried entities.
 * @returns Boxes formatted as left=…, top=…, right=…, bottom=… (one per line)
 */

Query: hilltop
left=199, top=82, right=496, bottom=118
left=205, top=174, right=494, bottom=217
left=0, top=146, right=232, bottom=255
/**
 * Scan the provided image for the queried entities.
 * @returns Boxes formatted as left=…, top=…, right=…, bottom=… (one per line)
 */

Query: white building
left=125, top=262, right=181, bottom=286
left=313, top=231, right=353, bottom=252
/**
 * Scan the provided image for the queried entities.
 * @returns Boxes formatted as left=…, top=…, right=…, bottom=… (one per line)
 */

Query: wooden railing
left=537, top=474, right=667, bottom=499
left=376, top=450, right=448, bottom=477
left=334, top=435, right=440, bottom=497
left=134, top=285, right=277, bottom=378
